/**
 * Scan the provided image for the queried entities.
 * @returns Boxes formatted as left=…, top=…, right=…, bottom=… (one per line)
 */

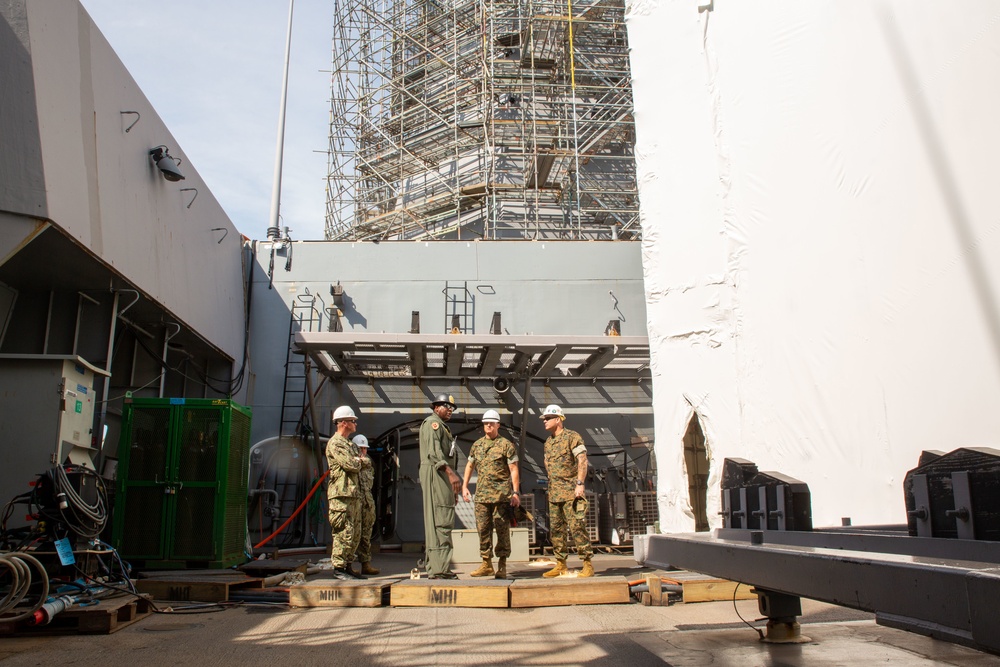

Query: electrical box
left=113, top=397, right=252, bottom=569
left=0, top=355, right=106, bottom=530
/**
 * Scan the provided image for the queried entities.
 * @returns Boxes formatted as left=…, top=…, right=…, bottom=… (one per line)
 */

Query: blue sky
left=79, top=1, right=333, bottom=241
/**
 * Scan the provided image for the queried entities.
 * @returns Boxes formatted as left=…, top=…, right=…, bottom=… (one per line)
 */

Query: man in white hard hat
left=540, top=404, right=594, bottom=577
left=461, top=409, right=520, bottom=579
left=418, top=394, right=462, bottom=579
left=352, top=434, right=380, bottom=576
left=327, top=406, right=363, bottom=578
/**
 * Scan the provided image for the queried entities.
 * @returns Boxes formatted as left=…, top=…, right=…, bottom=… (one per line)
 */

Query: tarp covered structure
left=629, top=0, right=1000, bottom=530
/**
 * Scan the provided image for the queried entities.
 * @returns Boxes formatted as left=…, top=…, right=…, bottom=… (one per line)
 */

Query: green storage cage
left=112, top=397, right=252, bottom=569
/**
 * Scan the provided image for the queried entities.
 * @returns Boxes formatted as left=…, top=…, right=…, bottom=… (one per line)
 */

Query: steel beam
left=643, top=531, right=1000, bottom=654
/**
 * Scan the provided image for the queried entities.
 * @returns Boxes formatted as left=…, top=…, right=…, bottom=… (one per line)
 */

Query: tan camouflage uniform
left=543, top=428, right=593, bottom=562
left=468, top=435, right=518, bottom=559
left=357, top=454, right=376, bottom=564
left=326, top=433, right=362, bottom=569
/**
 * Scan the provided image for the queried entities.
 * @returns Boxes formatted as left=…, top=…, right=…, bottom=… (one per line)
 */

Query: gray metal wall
left=0, top=1, right=245, bottom=362
left=247, top=240, right=655, bottom=544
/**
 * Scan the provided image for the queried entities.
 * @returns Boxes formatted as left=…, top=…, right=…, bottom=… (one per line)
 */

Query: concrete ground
left=1, top=552, right=998, bottom=666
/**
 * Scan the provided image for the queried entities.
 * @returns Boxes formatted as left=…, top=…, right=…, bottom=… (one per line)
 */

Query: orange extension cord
left=253, top=470, right=329, bottom=549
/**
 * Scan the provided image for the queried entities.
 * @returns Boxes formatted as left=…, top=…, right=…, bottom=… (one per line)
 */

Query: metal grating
left=120, top=486, right=164, bottom=558
left=521, top=492, right=537, bottom=545
left=173, top=487, right=216, bottom=559
left=626, top=491, right=658, bottom=541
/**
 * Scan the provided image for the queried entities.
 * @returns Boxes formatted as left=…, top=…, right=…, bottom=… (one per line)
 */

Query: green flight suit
left=419, top=412, right=458, bottom=576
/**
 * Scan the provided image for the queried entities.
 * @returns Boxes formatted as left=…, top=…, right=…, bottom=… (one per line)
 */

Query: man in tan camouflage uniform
left=326, top=405, right=363, bottom=579
left=540, top=404, right=594, bottom=577
left=352, top=434, right=380, bottom=575
left=461, top=409, right=520, bottom=579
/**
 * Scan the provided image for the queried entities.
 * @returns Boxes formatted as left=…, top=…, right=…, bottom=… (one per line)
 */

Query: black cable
left=732, top=582, right=764, bottom=640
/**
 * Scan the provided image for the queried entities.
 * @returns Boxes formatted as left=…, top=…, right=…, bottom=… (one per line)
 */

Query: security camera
left=149, top=146, right=185, bottom=182
left=493, top=376, right=511, bottom=394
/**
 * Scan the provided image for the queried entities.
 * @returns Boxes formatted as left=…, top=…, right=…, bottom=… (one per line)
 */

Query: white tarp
left=629, top=0, right=1000, bottom=530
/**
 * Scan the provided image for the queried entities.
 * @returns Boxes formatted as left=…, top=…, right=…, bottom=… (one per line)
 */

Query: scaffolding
left=325, top=0, right=639, bottom=241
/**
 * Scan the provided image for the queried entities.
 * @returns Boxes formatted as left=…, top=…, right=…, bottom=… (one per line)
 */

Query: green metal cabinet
left=113, top=397, right=252, bottom=569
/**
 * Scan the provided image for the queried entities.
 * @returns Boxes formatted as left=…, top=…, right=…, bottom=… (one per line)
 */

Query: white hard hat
left=352, top=434, right=369, bottom=448
left=541, top=404, right=565, bottom=419
left=333, top=405, right=357, bottom=421
left=482, top=409, right=501, bottom=423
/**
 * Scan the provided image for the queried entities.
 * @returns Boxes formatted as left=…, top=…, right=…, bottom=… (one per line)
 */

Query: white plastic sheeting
left=629, top=1, right=1000, bottom=530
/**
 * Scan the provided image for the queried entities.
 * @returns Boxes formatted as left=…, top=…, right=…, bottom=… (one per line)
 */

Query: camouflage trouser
left=356, top=494, right=376, bottom=563
left=549, top=497, right=593, bottom=562
left=474, top=501, right=511, bottom=559
left=328, top=496, right=362, bottom=568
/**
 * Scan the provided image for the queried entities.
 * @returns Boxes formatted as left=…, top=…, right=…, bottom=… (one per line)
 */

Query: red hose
left=253, top=470, right=329, bottom=549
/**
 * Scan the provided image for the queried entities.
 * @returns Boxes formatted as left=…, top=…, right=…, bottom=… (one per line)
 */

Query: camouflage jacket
left=359, top=455, right=375, bottom=496
left=543, top=428, right=587, bottom=502
left=419, top=412, right=457, bottom=471
left=469, top=435, right=518, bottom=504
left=326, top=434, right=361, bottom=499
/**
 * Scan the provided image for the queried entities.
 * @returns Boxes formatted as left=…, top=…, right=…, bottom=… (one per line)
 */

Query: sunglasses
left=543, top=415, right=559, bottom=421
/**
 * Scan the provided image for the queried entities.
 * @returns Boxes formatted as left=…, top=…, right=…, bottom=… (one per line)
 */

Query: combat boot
left=470, top=558, right=495, bottom=577
left=360, top=562, right=380, bottom=575
left=542, top=559, right=567, bottom=578
left=344, top=564, right=365, bottom=579
left=494, top=557, right=507, bottom=579
left=578, top=559, right=595, bottom=578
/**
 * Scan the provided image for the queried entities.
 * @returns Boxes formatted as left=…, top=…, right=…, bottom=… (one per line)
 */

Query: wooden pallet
left=390, top=579, right=510, bottom=608
left=289, top=578, right=396, bottom=608
left=509, top=576, right=630, bottom=608
left=136, top=572, right=264, bottom=602
left=0, top=595, right=153, bottom=636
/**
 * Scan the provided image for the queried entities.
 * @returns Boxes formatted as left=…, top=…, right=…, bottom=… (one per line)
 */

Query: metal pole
left=517, top=373, right=533, bottom=462
left=303, top=357, right=324, bottom=466
left=267, top=0, right=295, bottom=239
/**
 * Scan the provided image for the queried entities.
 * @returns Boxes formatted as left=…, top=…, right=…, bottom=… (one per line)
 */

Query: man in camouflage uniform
left=540, top=404, right=594, bottom=577
left=419, top=394, right=462, bottom=579
left=461, top=410, right=521, bottom=579
left=353, top=434, right=380, bottom=575
left=326, top=405, right=363, bottom=578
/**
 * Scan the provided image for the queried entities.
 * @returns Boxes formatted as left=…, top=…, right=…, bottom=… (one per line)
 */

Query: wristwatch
left=575, top=480, right=585, bottom=486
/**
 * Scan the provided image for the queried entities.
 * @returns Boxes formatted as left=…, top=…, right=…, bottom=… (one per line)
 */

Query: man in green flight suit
left=326, top=405, right=363, bottom=579
left=462, top=409, right=520, bottom=579
left=352, top=434, right=380, bottom=576
left=419, top=393, right=462, bottom=579
left=541, top=404, right=594, bottom=578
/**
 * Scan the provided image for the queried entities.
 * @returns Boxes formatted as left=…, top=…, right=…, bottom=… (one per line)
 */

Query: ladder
left=443, top=281, right=475, bottom=334
left=278, top=292, right=324, bottom=438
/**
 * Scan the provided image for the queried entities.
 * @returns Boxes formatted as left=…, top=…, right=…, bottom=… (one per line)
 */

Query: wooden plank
left=239, top=558, right=311, bottom=577
left=646, top=575, right=662, bottom=606
left=509, top=576, right=630, bottom=608
left=680, top=578, right=756, bottom=604
left=289, top=579, right=394, bottom=608
left=136, top=576, right=263, bottom=602
left=390, top=579, right=510, bottom=608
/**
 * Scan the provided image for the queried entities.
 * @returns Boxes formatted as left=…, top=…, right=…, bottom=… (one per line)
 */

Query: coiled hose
left=0, top=552, right=50, bottom=622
